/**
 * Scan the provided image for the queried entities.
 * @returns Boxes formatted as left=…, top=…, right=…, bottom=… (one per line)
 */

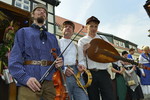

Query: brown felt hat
left=86, top=16, right=100, bottom=25
left=32, top=4, right=47, bottom=14
left=62, top=20, right=75, bottom=31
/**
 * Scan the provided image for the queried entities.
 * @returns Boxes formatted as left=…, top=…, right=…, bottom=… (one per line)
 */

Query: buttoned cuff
left=17, top=75, right=30, bottom=86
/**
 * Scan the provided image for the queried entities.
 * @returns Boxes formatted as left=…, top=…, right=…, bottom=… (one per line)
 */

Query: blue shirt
left=8, top=26, right=62, bottom=86
left=127, top=54, right=133, bottom=59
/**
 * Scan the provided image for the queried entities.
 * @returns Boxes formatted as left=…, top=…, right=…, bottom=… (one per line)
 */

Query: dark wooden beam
left=41, top=0, right=61, bottom=6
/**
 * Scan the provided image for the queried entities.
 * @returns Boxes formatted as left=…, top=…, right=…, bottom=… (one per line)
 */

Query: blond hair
left=142, top=46, right=149, bottom=51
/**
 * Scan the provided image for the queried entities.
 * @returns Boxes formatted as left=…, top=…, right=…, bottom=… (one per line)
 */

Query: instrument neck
left=58, top=67, right=69, bottom=91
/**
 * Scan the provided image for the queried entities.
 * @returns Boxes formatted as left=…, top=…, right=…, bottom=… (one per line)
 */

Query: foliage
left=0, top=24, right=15, bottom=67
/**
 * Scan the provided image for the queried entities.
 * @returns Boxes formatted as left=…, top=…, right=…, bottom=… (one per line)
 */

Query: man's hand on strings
left=65, top=67, right=74, bottom=76
left=55, top=57, right=63, bottom=68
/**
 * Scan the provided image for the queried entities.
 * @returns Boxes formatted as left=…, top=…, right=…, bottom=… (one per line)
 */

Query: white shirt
left=139, top=54, right=150, bottom=64
left=78, top=34, right=110, bottom=70
left=59, top=38, right=77, bottom=66
left=113, top=61, right=122, bottom=67
left=139, top=54, right=150, bottom=74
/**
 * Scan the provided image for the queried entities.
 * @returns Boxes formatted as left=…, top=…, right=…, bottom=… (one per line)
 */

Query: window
left=15, top=0, right=30, bottom=11
left=113, top=39, right=125, bottom=48
left=113, top=39, right=119, bottom=46
left=119, top=41, right=125, bottom=48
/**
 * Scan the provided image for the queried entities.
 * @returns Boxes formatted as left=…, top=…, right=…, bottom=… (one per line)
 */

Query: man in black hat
left=78, top=16, right=115, bottom=100
left=8, top=3, right=63, bottom=100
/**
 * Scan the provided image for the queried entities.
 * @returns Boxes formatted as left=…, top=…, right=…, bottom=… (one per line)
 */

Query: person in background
left=139, top=46, right=150, bottom=98
left=78, top=16, right=115, bottom=100
left=121, top=51, right=144, bottom=100
left=59, top=20, right=88, bottom=100
left=128, top=48, right=141, bottom=78
left=108, top=60, right=127, bottom=100
left=8, top=4, right=63, bottom=100
left=127, top=48, right=135, bottom=59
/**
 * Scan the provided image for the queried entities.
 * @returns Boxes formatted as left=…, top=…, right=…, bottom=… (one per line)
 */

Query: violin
left=51, top=48, right=70, bottom=100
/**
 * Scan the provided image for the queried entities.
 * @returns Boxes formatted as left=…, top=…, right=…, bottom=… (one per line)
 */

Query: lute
left=87, top=38, right=150, bottom=70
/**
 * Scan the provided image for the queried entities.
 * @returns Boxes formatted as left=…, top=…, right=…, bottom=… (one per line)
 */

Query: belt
left=89, top=68, right=102, bottom=72
left=23, top=60, right=53, bottom=66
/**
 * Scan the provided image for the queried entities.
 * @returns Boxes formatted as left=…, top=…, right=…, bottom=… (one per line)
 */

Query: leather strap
left=24, top=60, right=53, bottom=66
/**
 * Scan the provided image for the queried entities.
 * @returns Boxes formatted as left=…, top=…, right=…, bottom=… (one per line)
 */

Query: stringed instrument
left=87, top=38, right=150, bottom=70
left=51, top=48, right=70, bottom=100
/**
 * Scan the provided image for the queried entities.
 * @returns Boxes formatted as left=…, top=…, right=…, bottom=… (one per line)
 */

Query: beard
left=37, top=17, right=45, bottom=24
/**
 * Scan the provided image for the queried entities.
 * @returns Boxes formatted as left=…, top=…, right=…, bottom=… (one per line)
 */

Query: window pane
left=15, top=1, right=22, bottom=8
left=48, top=4, right=53, bottom=13
left=24, top=0, right=29, bottom=4
left=23, top=5, right=29, bottom=11
left=48, top=23, right=54, bottom=34
left=48, top=14, right=54, bottom=23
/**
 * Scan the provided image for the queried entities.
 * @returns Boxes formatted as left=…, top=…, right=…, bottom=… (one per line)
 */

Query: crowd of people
left=7, top=3, right=150, bottom=100
left=109, top=46, right=150, bottom=100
